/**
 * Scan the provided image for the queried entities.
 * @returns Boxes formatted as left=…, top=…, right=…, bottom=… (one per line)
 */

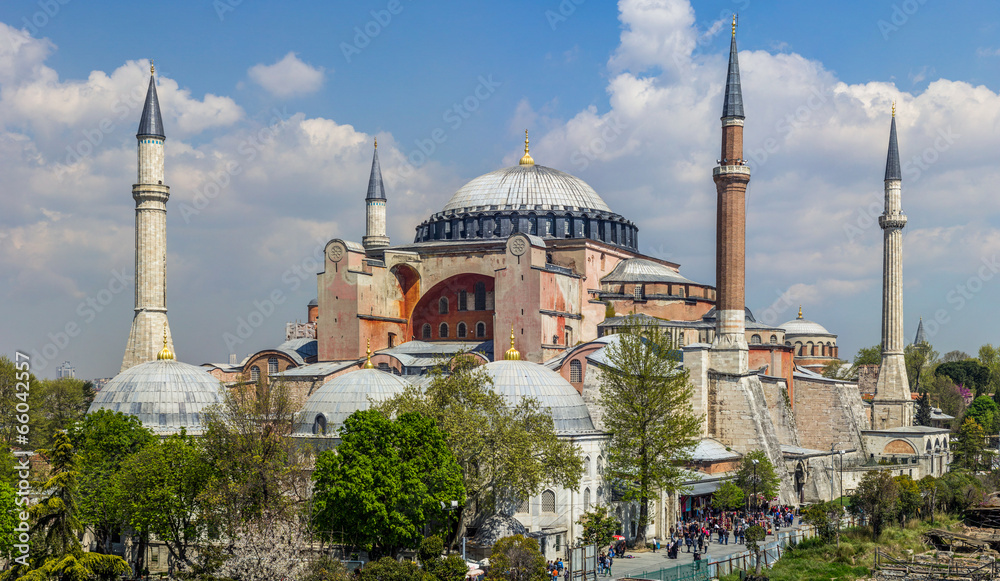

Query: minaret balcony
left=713, top=165, right=751, bottom=177
left=878, top=214, right=907, bottom=229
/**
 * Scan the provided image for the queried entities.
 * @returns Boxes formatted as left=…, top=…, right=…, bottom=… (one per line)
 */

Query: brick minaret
left=363, top=139, right=390, bottom=252
left=711, top=17, right=751, bottom=374
left=873, top=106, right=911, bottom=428
left=121, top=63, right=173, bottom=371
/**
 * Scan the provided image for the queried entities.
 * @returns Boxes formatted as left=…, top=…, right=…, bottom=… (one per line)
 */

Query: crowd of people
left=660, top=506, right=797, bottom=561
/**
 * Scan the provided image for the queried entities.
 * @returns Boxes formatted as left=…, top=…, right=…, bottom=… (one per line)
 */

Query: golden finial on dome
left=374, top=137, right=377, bottom=149
left=891, top=101, right=895, bottom=118
left=363, top=339, right=375, bottom=369
left=150, top=60, right=155, bottom=76
left=797, top=305, right=803, bottom=320
left=519, top=129, right=534, bottom=166
left=732, top=14, right=737, bottom=37
left=504, top=327, right=521, bottom=361
left=156, top=326, right=174, bottom=360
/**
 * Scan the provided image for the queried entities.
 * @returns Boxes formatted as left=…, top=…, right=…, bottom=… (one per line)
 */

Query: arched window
left=378, top=363, right=390, bottom=372
left=458, top=291, right=468, bottom=311
left=250, top=366, right=260, bottom=382
left=439, top=297, right=449, bottom=314
left=422, top=324, right=432, bottom=340
left=457, top=322, right=467, bottom=338
left=541, top=490, right=556, bottom=513
left=474, top=282, right=486, bottom=310
left=570, top=360, right=583, bottom=383
left=597, top=455, right=604, bottom=475
left=476, top=322, right=486, bottom=338
left=583, top=456, right=591, bottom=477
left=584, top=488, right=591, bottom=510
left=751, top=334, right=761, bottom=345
left=267, top=356, right=278, bottom=374
left=770, top=335, right=777, bottom=344
left=313, top=414, right=327, bottom=435
left=553, top=335, right=560, bottom=345
left=439, top=323, right=449, bottom=338
left=517, top=498, right=529, bottom=513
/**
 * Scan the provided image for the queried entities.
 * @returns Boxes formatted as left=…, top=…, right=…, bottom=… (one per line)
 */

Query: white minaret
left=873, top=104, right=911, bottom=428
left=121, top=62, right=173, bottom=371
left=362, top=139, right=389, bottom=252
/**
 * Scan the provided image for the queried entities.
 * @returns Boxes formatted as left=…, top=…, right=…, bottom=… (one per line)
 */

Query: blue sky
left=2, top=0, right=1000, bottom=378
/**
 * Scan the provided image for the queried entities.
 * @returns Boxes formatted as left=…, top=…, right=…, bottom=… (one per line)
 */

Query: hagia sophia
left=88, top=21, right=953, bottom=557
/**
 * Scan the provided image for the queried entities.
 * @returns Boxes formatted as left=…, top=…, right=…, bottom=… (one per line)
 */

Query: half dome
left=294, top=369, right=409, bottom=436
left=479, top=360, right=595, bottom=434
left=87, top=359, right=224, bottom=435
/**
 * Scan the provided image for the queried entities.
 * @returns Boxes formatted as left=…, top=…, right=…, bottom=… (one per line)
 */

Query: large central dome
left=441, top=165, right=612, bottom=213
left=413, top=158, right=637, bottom=250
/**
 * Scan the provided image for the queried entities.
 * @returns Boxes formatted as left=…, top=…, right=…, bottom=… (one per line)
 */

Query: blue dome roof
left=479, top=360, right=595, bottom=434
left=88, top=359, right=223, bottom=435
left=294, top=369, right=409, bottom=436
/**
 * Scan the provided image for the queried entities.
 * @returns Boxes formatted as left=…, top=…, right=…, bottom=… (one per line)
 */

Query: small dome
left=294, top=369, right=409, bottom=436
left=780, top=308, right=833, bottom=336
left=479, top=360, right=595, bottom=434
left=442, top=165, right=612, bottom=213
left=88, top=359, right=223, bottom=435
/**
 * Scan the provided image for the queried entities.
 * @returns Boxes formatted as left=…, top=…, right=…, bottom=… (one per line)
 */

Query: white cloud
left=248, top=52, right=325, bottom=98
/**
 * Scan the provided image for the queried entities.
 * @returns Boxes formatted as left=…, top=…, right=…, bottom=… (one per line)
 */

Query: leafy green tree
left=711, top=481, right=745, bottom=511
left=820, top=359, right=851, bottom=380
left=801, top=501, right=841, bottom=542
left=30, top=378, right=94, bottom=448
left=977, top=344, right=1000, bottom=398
left=0, top=355, right=44, bottom=448
left=0, top=481, right=18, bottom=559
left=937, top=360, right=990, bottom=396
left=927, top=374, right=966, bottom=421
left=938, top=469, right=983, bottom=513
left=301, top=555, right=353, bottom=581
left=745, top=524, right=766, bottom=575
left=915, top=391, right=933, bottom=426
left=955, top=418, right=988, bottom=471
left=854, top=345, right=882, bottom=367
left=850, top=470, right=899, bottom=539
left=598, top=318, right=701, bottom=545
left=360, top=557, right=431, bottom=581
left=118, top=430, right=213, bottom=571
left=735, top=451, right=782, bottom=511
left=380, top=365, right=581, bottom=549
left=67, top=410, right=155, bottom=555
left=576, top=505, right=619, bottom=547
left=419, top=536, right=467, bottom=581
left=942, top=350, right=972, bottom=363
left=893, top=475, right=921, bottom=523
left=486, top=535, right=547, bottom=581
left=965, top=396, right=999, bottom=434
left=311, top=410, right=465, bottom=559
left=906, top=342, right=938, bottom=391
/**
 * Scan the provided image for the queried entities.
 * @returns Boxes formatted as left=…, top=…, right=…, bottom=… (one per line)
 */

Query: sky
left=2, top=0, right=1000, bottom=379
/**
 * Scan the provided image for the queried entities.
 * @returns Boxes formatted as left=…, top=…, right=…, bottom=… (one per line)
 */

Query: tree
left=711, top=481, right=745, bottom=511
left=31, top=378, right=94, bottom=448
left=906, top=342, right=938, bottom=391
left=598, top=318, right=702, bottom=545
left=735, top=451, right=782, bottom=511
left=894, top=474, right=921, bottom=524
left=954, top=418, right=987, bottom=471
left=486, top=535, right=547, bottom=581
left=118, top=430, right=213, bottom=571
left=937, top=360, right=991, bottom=396
left=215, top=511, right=311, bottom=581
left=744, top=524, right=766, bottom=576
left=820, top=359, right=851, bottom=380
left=850, top=470, right=899, bottom=539
left=964, top=396, right=999, bottom=435
left=854, top=345, right=882, bottom=367
left=360, top=557, right=431, bottom=581
left=801, top=501, right=841, bottom=542
left=380, top=365, right=581, bottom=549
left=0, top=355, right=39, bottom=446
left=419, top=536, right=468, bottom=581
left=942, top=350, right=972, bottom=363
left=67, top=410, right=155, bottom=556
left=915, top=391, right=933, bottom=426
left=0, top=482, right=18, bottom=559
left=311, top=410, right=465, bottom=559
left=938, top=469, right=983, bottom=513
left=927, top=374, right=967, bottom=421
left=977, top=344, right=1000, bottom=398
left=301, top=555, right=353, bottom=581
left=576, top=506, right=619, bottom=547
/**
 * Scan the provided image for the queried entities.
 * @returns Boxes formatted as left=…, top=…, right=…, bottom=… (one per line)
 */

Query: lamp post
left=751, top=459, right=759, bottom=518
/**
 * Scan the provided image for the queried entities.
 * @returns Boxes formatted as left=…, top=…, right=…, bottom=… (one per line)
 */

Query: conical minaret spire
left=711, top=15, right=752, bottom=373
left=363, top=138, right=390, bottom=252
left=873, top=104, right=911, bottom=428
left=913, top=317, right=927, bottom=345
left=122, top=62, right=173, bottom=371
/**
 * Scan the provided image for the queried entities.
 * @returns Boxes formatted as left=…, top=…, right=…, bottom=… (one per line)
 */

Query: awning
left=684, top=480, right=724, bottom=497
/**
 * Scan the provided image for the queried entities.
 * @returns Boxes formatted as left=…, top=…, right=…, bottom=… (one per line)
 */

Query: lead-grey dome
left=479, top=360, right=595, bottom=434
left=443, top=165, right=612, bottom=213
left=88, top=359, right=223, bottom=435
left=294, top=369, right=409, bottom=436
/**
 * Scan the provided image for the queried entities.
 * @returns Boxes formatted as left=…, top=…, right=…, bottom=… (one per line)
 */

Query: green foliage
left=893, top=475, right=921, bottom=523
left=380, top=364, right=582, bottom=547
left=955, top=418, right=988, bottom=471
left=311, top=410, right=465, bottom=559
left=301, top=556, right=353, bottom=581
left=576, top=505, right=619, bottom=547
left=31, top=378, right=94, bottom=449
left=604, top=301, right=616, bottom=318
left=905, top=342, right=938, bottom=392
left=820, top=359, right=850, bottom=380
left=849, top=470, right=899, bottom=539
left=711, top=480, right=745, bottom=511
left=914, top=391, right=932, bottom=426
left=977, top=344, right=1000, bottom=398
left=936, top=360, right=990, bottom=397
left=744, top=524, right=766, bottom=575
left=926, top=374, right=967, bottom=421
left=0, top=481, right=19, bottom=559
left=937, top=469, right=983, bottom=513
left=31, top=431, right=83, bottom=558
left=964, top=395, right=999, bottom=434
left=853, top=345, right=882, bottom=367
left=0, top=355, right=38, bottom=447
left=118, top=430, right=213, bottom=568
left=486, top=535, right=547, bottom=581
left=801, top=501, right=841, bottom=541
left=418, top=535, right=468, bottom=581
left=360, top=557, right=431, bottom=581
left=598, top=317, right=701, bottom=543
left=735, top=451, right=782, bottom=508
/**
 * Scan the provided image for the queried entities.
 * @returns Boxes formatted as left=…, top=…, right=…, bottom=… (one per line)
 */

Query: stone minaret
left=711, top=17, right=751, bottom=374
left=873, top=105, right=911, bottom=427
left=362, top=139, right=389, bottom=252
left=121, top=63, right=173, bottom=372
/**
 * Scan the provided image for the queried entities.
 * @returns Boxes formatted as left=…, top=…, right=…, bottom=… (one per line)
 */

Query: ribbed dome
left=442, top=165, right=612, bottom=213
left=294, top=369, right=409, bottom=436
left=780, top=317, right=832, bottom=336
left=88, top=359, right=223, bottom=435
left=479, top=360, right=595, bottom=434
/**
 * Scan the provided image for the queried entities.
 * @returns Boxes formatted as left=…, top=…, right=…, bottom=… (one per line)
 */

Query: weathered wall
left=759, top=376, right=799, bottom=447
left=793, top=375, right=869, bottom=454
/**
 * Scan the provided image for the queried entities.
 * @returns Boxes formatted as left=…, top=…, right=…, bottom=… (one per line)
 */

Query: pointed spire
left=914, top=317, right=927, bottom=345
left=504, top=327, right=521, bottom=361
left=885, top=106, right=901, bottom=181
left=363, top=339, right=375, bottom=368
left=722, top=15, right=745, bottom=120
left=137, top=63, right=165, bottom=139
left=519, top=129, right=534, bottom=166
left=156, top=326, right=174, bottom=361
left=366, top=140, right=386, bottom=200
left=797, top=305, right=803, bottom=319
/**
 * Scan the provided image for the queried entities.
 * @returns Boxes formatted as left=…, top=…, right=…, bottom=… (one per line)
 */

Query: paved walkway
left=609, top=524, right=812, bottom=580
